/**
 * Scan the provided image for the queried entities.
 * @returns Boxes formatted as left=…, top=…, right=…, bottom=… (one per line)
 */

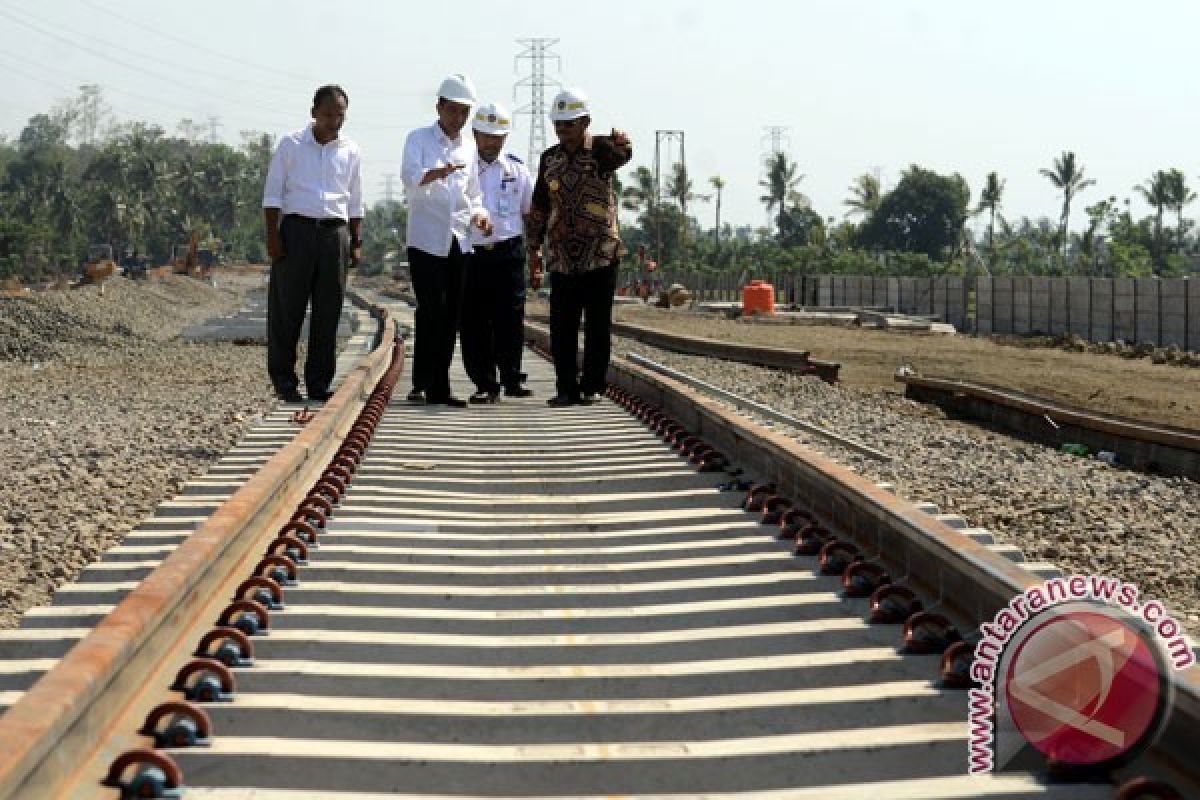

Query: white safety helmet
left=549, top=88, right=590, bottom=122
left=437, top=73, right=477, bottom=105
left=471, top=102, right=513, bottom=135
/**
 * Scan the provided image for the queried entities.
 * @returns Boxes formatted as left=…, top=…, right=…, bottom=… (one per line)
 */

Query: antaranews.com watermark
left=968, top=574, right=1195, bottom=774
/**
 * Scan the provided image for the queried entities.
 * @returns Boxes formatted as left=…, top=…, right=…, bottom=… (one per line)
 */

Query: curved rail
left=898, top=374, right=1200, bottom=480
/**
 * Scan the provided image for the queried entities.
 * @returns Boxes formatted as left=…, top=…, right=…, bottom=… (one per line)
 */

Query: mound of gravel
left=616, top=340, right=1200, bottom=634
left=0, top=275, right=249, bottom=363
left=0, top=275, right=277, bottom=628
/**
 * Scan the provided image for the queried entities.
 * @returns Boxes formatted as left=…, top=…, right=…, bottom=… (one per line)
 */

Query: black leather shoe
left=431, top=395, right=467, bottom=408
left=578, top=393, right=597, bottom=406
left=407, top=389, right=426, bottom=404
left=547, top=394, right=578, bottom=408
left=504, top=386, right=533, bottom=398
left=469, top=390, right=500, bottom=404
left=309, top=389, right=334, bottom=402
left=277, top=388, right=304, bottom=403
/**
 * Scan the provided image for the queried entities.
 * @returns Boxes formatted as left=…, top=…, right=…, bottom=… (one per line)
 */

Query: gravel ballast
left=0, top=274, right=276, bottom=629
left=615, top=339, right=1200, bottom=634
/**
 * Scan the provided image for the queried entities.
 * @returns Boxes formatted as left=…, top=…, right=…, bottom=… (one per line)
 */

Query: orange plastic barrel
left=742, top=279, right=775, bottom=316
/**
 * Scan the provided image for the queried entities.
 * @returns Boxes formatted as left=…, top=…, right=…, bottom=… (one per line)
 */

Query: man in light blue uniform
left=461, top=102, right=535, bottom=403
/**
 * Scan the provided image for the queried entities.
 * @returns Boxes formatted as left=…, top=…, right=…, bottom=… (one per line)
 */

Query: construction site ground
left=595, top=304, right=1200, bottom=432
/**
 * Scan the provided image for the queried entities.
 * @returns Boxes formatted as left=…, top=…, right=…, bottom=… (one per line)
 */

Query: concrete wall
left=664, top=270, right=1195, bottom=347
left=967, top=276, right=1194, bottom=346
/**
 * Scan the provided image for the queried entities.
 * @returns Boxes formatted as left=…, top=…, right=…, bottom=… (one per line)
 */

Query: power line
left=76, top=0, right=325, bottom=85
left=513, top=38, right=562, bottom=168
left=0, top=6, right=299, bottom=115
left=0, top=50, right=295, bottom=138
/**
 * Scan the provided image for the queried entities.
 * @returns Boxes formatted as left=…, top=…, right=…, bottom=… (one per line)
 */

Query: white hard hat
left=550, top=88, right=590, bottom=121
left=472, top=102, right=512, bottom=135
left=437, top=73, right=477, bottom=105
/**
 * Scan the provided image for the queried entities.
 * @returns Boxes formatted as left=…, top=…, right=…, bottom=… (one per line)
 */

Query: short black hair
left=313, top=85, right=349, bottom=109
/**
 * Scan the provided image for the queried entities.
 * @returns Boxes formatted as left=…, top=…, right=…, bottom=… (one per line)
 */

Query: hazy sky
left=2, top=0, right=1197, bottom=232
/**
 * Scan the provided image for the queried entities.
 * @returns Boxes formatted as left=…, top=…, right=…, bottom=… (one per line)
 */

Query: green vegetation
left=0, top=88, right=272, bottom=281
left=620, top=150, right=1197, bottom=279
left=2, top=88, right=1195, bottom=282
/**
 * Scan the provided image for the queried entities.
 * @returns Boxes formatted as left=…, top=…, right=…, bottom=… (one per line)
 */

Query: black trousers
left=461, top=236, right=526, bottom=393
left=267, top=215, right=347, bottom=395
left=549, top=262, right=618, bottom=397
left=409, top=240, right=467, bottom=401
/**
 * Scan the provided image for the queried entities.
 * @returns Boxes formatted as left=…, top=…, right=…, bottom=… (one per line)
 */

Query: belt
left=285, top=214, right=346, bottom=228
left=477, top=235, right=523, bottom=251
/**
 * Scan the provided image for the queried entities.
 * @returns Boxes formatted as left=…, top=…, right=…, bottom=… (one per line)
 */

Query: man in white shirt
left=461, top=102, right=535, bottom=403
left=262, top=84, right=364, bottom=404
left=400, top=73, right=493, bottom=408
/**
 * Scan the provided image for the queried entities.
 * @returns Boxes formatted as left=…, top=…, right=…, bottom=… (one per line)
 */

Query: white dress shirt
left=401, top=122, right=489, bottom=257
left=472, top=152, right=534, bottom=247
left=262, top=123, right=364, bottom=220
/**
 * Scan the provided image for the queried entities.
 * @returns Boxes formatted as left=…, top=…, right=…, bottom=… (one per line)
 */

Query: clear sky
left=2, top=0, right=1197, bottom=232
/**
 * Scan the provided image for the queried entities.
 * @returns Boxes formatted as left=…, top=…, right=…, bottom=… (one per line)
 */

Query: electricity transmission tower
left=207, top=115, right=223, bottom=145
left=77, top=84, right=103, bottom=146
left=762, top=125, right=790, bottom=157
left=380, top=173, right=397, bottom=206
left=513, top=38, right=562, bottom=168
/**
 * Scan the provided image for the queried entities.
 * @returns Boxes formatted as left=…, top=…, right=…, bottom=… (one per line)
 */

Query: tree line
left=1, top=90, right=1194, bottom=281
left=617, top=151, right=1197, bottom=278
left=0, top=89, right=273, bottom=281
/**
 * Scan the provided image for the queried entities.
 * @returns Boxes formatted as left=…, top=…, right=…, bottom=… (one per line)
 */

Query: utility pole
left=654, top=130, right=685, bottom=266
left=207, top=115, right=223, bottom=145
left=513, top=38, right=562, bottom=168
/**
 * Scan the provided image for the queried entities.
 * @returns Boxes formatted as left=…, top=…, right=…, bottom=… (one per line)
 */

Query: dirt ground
left=593, top=304, right=1200, bottom=431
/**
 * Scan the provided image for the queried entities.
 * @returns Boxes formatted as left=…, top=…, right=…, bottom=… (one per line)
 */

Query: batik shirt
left=525, top=134, right=632, bottom=274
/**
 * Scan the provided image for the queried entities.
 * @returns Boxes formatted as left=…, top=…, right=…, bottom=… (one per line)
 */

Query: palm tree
left=665, top=162, right=694, bottom=217
left=665, top=163, right=709, bottom=264
left=759, top=152, right=804, bottom=236
left=843, top=173, right=881, bottom=219
left=1134, top=170, right=1170, bottom=261
left=709, top=175, right=725, bottom=245
left=1163, top=168, right=1195, bottom=254
left=621, top=166, right=656, bottom=214
left=973, top=172, right=1005, bottom=265
left=1039, top=151, right=1096, bottom=262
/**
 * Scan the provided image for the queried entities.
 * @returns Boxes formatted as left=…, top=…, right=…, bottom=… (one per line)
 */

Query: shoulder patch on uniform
left=505, top=153, right=524, bottom=164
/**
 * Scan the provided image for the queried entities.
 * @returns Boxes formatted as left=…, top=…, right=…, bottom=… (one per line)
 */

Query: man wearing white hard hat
left=526, top=88, right=632, bottom=407
left=460, top=102, right=535, bottom=403
left=400, top=73, right=493, bottom=408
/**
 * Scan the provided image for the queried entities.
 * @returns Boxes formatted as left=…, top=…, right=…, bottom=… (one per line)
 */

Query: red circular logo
left=1005, top=610, right=1164, bottom=766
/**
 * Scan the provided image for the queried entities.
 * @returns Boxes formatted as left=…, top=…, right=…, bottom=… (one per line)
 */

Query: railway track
left=0, top=296, right=1195, bottom=798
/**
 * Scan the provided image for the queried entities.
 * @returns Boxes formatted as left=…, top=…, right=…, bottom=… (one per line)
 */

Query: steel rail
left=529, top=319, right=1200, bottom=798
left=0, top=299, right=398, bottom=799
left=626, top=352, right=892, bottom=462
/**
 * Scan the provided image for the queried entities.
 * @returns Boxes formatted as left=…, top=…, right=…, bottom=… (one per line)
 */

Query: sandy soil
left=600, top=304, right=1200, bottom=432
